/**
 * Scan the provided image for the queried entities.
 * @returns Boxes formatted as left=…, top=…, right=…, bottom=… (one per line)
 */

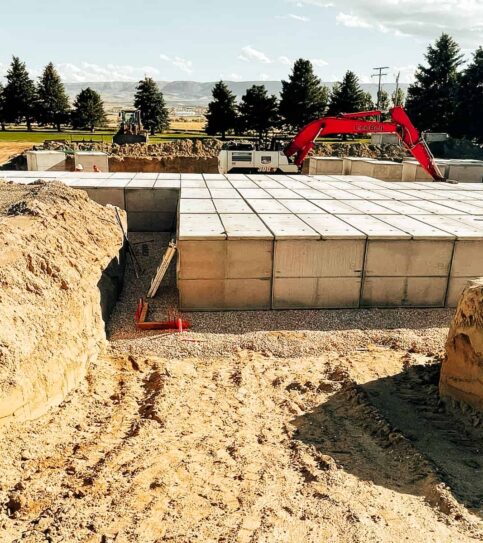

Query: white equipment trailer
left=218, top=144, right=298, bottom=175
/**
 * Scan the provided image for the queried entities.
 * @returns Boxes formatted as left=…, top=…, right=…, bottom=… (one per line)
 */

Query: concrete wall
left=75, top=152, right=109, bottom=172
left=109, top=156, right=218, bottom=173
left=26, top=150, right=66, bottom=171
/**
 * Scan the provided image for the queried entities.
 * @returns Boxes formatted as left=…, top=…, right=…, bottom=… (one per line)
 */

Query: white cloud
left=55, top=62, right=160, bottom=82
left=393, top=64, right=417, bottom=83
left=160, top=54, right=193, bottom=74
left=278, top=56, right=292, bottom=65
left=311, top=58, right=329, bottom=67
left=335, top=12, right=371, bottom=28
left=295, top=0, right=483, bottom=46
left=276, top=13, right=310, bottom=22
left=259, top=73, right=270, bottom=81
left=238, top=46, right=272, bottom=64
left=229, top=73, right=243, bottom=81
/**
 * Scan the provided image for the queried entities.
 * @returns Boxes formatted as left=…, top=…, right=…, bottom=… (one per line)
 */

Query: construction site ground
left=0, top=233, right=482, bottom=543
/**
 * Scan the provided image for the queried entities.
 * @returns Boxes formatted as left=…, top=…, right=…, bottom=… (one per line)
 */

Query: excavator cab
left=113, top=109, right=148, bottom=145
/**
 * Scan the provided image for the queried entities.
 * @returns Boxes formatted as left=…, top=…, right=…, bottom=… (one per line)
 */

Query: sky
left=0, top=0, right=482, bottom=84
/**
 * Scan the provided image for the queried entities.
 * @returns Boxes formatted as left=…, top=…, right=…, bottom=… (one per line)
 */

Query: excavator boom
left=283, top=106, right=444, bottom=181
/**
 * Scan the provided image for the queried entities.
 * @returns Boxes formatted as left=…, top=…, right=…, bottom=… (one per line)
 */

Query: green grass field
left=0, top=129, right=370, bottom=146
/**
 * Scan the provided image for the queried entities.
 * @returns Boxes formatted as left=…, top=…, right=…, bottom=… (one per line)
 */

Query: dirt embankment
left=0, top=180, right=125, bottom=424
left=442, top=279, right=483, bottom=410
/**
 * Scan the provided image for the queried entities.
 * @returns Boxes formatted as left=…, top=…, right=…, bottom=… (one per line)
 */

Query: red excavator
left=218, top=106, right=445, bottom=181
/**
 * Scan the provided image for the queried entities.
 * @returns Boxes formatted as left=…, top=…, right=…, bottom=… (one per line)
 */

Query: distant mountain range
left=64, top=80, right=410, bottom=107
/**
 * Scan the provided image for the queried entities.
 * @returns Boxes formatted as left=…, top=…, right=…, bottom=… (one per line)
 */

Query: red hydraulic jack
left=135, top=298, right=191, bottom=332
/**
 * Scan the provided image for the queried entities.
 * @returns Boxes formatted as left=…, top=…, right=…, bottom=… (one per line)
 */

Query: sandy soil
left=0, top=142, right=35, bottom=166
left=0, top=234, right=481, bottom=542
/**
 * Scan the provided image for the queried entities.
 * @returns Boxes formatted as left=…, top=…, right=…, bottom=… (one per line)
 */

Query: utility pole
left=394, top=71, right=401, bottom=106
left=372, top=66, right=389, bottom=109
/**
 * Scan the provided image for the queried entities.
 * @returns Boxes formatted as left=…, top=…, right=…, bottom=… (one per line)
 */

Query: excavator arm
left=283, top=106, right=445, bottom=181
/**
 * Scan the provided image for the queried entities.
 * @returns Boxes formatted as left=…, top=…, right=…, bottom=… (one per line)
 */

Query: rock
left=441, top=279, right=483, bottom=411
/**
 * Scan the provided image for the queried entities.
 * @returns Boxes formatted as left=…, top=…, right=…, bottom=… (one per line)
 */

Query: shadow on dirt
left=291, top=363, right=483, bottom=516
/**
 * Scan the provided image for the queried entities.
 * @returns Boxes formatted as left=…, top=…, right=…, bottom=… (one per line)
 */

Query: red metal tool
left=134, top=299, right=191, bottom=331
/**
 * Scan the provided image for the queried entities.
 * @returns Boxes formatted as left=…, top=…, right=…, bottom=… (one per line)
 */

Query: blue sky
left=0, top=0, right=481, bottom=83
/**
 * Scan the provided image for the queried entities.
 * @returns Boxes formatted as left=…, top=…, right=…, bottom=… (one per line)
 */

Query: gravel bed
left=108, top=233, right=453, bottom=360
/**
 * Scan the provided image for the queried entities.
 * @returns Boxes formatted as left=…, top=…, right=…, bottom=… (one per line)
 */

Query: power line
left=372, top=66, right=389, bottom=109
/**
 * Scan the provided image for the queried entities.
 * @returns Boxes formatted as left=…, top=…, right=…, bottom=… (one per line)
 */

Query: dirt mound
left=311, top=142, right=409, bottom=160
left=0, top=179, right=125, bottom=423
left=442, top=279, right=483, bottom=411
left=43, top=138, right=224, bottom=159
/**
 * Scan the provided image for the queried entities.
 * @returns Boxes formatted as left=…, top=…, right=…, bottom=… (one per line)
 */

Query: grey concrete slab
left=310, top=200, right=359, bottom=214
left=179, top=199, right=216, bottom=213
left=229, top=180, right=258, bottom=189
left=409, top=215, right=483, bottom=240
left=206, top=180, right=232, bottom=188
left=278, top=199, right=326, bottom=214
left=372, top=215, right=455, bottom=240
left=157, top=173, right=181, bottom=179
left=209, top=188, right=241, bottom=199
left=343, top=200, right=396, bottom=214
left=181, top=173, right=204, bottom=180
left=259, top=214, right=319, bottom=239
left=180, top=179, right=207, bottom=188
left=237, top=188, right=272, bottom=199
left=265, top=188, right=303, bottom=199
left=154, top=179, right=181, bottom=189
left=212, top=199, right=252, bottom=214
left=132, top=173, right=159, bottom=180
left=127, top=212, right=175, bottom=232
left=336, top=215, right=411, bottom=239
left=220, top=214, right=274, bottom=239
left=126, top=188, right=178, bottom=212
left=127, top=178, right=156, bottom=188
left=297, top=214, right=366, bottom=239
left=245, top=199, right=289, bottom=214
left=361, top=277, right=447, bottom=307
left=83, top=188, right=126, bottom=209
left=180, top=187, right=211, bottom=199
left=178, top=213, right=226, bottom=240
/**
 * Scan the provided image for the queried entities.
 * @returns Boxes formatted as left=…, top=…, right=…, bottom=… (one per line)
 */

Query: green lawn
left=0, top=129, right=370, bottom=146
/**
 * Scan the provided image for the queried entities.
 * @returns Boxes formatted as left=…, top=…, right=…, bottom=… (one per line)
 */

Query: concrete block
left=308, top=157, right=344, bottom=175
left=226, top=240, right=273, bottom=278
left=448, top=163, right=483, bottom=183
left=126, top=188, right=179, bottom=212
left=26, top=150, right=66, bottom=171
left=361, top=277, right=447, bottom=307
left=372, top=161, right=403, bottom=181
left=177, top=240, right=226, bottom=279
left=274, top=239, right=365, bottom=278
left=371, top=133, right=400, bottom=145
left=451, top=241, right=483, bottom=277
left=273, top=277, right=361, bottom=309
left=179, top=199, right=216, bottom=213
left=364, top=240, right=454, bottom=276
left=74, top=151, right=109, bottom=172
left=213, top=199, right=252, bottom=214
left=446, top=277, right=479, bottom=307
left=179, top=278, right=271, bottom=310
left=83, top=188, right=125, bottom=209
left=127, top=211, right=175, bottom=232
left=349, top=159, right=376, bottom=177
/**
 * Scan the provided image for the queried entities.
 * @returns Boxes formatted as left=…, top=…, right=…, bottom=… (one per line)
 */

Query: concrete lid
left=278, top=199, right=327, bottom=214
left=132, top=173, right=159, bottom=180
left=206, top=180, right=232, bottom=188
left=157, top=173, right=181, bottom=179
left=245, top=199, right=289, bottom=214
left=310, top=200, right=360, bottom=214
left=338, top=214, right=411, bottom=239
left=74, top=151, right=107, bottom=156
left=109, top=172, right=135, bottom=179
left=178, top=213, right=226, bottom=240
left=179, top=199, right=216, bottom=213
left=127, top=179, right=156, bottom=188
left=294, top=188, right=328, bottom=199
left=212, top=199, right=252, bottom=214
left=252, top=178, right=285, bottom=188
left=180, top=173, right=204, bottom=179
left=259, top=214, right=319, bottom=239
left=229, top=180, right=258, bottom=189
left=220, top=213, right=274, bottom=239
left=372, top=214, right=455, bottom=240
left=181, top=187, right=211, bottom=199
left=408, top=200, right=463, bottom=215
left=376, top=200, right=430, bottom=215
left=317, top=189, right=362, bottom=200
left=266, top=188, right=303, bottom=199
left=343, top=200, right=396, bottom=215
left=180, top=179, right=207, bottom=188
left=203, top=174, right=226, bottom=180
left=27, top=150, right=65, bottom=155
left=278, top=179, right=309, bottom=190
left=154, top=180, right=181, bottom=189
left=237, top=188, right=272, bottom=199
left=408, top=215, right=483, bottom=240
left=209, top=188, right=241, bottom=199
left=225, top=173, right=249, bottom=180
left=298, top=213, right=366, bottom=239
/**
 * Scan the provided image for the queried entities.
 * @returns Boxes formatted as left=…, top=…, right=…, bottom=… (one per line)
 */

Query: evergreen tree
left=205, top=81, right=238, bottom=140
left=0, top=84, right=6, bottom=131
left=361, top=91, right=375, bottom=111
left=238, top=85, right=279, bottom=142
left=71, top=87, right=106, bottom=132
left=36, top=62, right=70, bottom=131
left=377, top=89, right=390, bottom=112
left=391, top=87, right=405, bottom=107
left=134, top=77, right=169, bottom=135
left=406, top=33, right=463, bottom=133
left=3, top=56, right=36, bottom=131
left=455, top=47, right=483, bottom=142
left=279, top=59, right=329, bottom=129
left=328, top=71, right=366, bottom=114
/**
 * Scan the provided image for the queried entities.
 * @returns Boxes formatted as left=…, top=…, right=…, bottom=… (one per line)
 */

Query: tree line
left=0, top=57, right=169, bottom=134
left=206, top=33, right=482, bottom=143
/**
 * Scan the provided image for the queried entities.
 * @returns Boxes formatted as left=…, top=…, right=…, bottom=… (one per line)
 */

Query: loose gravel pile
left=108, top=233, right=453, bottom=361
